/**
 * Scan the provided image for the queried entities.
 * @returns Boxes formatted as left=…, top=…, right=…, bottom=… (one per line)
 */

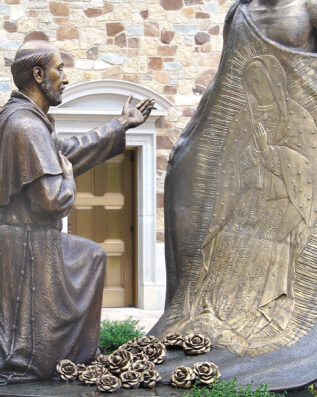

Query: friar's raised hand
left=119, top=96, right=155, bottom=129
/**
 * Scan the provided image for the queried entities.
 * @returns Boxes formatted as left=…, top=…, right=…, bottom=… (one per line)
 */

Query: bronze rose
left=87, top=363, right=108, bottom=375
left=56, top=359, right=78, bottom=381
left=135, top=335, right=160, bottom=350
left=120, top=370, right=143, bottom=389
left=108, top=349, right=133, bottom=374
left=97, top=374, right=121, bottom=393
left=95, top=354, right=110, bottom=367
left=76, top=363, right=88, bottom=376
left=142, top=369, right=161, bottom=388
left=126, top=336, right=139, bottom=346
left=132, top=359, right=155, bottom=373
left=131, top=351, right=149, bottom=362
left=143, top=342, right=166, bottom=364
left=170, top=366, right=195, bottom=389
left=183, top=334, right=211, bottom=355
left=162, top=333, right=184, bottom=347
left=118, top=339, right=139, bottom=354
left=193, top=362, right=221, bottom=385
left=78, top=369, right=99, bottom=385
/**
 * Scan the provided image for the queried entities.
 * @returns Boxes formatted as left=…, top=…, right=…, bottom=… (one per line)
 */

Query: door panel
left=68, top=150, right=135, bottom=307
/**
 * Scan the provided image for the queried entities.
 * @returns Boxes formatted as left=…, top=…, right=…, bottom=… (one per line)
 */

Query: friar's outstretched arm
left=54, top=97, right=155, bottom=177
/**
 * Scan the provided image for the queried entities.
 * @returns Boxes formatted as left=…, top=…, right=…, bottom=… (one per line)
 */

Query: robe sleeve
left=278, top=146, right=314, bottom=225
left=26, top=175, right=76, bottom=219
left=53, top=119, right=126, bottom=177
left=240, top=145, right=258, bottom=171
left=262, top=146, right=283, bottom=179
left=0, top=110, right=62, bottom=206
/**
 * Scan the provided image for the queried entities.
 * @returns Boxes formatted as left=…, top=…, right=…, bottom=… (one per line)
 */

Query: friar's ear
left=32, top=66, right=45, bottom=84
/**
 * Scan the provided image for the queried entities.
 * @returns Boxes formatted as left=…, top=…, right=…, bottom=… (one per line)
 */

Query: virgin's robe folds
left=0, top=91, right=125, bottom=383
left=152, top=1, right=317, bottom=357
left=148, top=0, right=317, bottom=390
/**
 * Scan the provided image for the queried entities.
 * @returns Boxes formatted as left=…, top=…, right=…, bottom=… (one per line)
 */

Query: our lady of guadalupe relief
left=176, top=53, right=317, bottom=355
left=152, top=0, right=317, bottom=389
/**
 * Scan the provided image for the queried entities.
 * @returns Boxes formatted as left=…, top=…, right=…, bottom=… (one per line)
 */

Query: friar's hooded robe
left=0, top=91, right=125, bottom=383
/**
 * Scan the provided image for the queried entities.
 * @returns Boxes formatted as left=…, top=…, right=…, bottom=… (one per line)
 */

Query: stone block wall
left=0, top=0, right=232, bottom=242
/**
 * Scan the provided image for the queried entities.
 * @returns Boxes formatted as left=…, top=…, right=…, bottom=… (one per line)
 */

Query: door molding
left=50, top=79, right=172, bottom=310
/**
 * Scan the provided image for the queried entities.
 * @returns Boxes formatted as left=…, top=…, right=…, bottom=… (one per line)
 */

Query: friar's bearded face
left=39, top=50, right=68, bottom=107
left=40, top=73, right=63, bottom=106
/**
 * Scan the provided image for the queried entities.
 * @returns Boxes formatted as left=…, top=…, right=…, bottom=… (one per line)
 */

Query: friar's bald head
left=11, top=40, right=58, bottom=91
left=11, top=40, right=68, bottom=109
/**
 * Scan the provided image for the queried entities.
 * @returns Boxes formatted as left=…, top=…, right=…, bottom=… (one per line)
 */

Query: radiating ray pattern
left=160, top=3, right=317, bottom=355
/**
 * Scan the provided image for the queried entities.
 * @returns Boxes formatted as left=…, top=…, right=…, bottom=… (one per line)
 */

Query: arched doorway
left=49, top=79, right=172, bottom=309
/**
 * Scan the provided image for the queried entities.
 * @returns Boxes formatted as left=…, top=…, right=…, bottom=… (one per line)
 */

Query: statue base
left=154, top=348, right=315, bottom=391
left=0, top=379, right=312, bottom=396
left=150, top=316, right=317, bottom=391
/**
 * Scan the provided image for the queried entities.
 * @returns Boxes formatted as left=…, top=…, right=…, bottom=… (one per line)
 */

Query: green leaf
left=99, top=316, right=145, bottom=354
left=183, top=378, right=288, bottom=397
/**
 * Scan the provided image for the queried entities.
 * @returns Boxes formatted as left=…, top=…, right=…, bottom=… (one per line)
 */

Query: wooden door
left=68, top=150, right=135, bottom=307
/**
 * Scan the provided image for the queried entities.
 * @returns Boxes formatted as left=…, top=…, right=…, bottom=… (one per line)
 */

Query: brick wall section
left=0, top=0, right=232, bottom=243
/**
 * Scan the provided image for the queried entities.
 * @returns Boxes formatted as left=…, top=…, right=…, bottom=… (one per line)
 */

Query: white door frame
left=49, top=79, right=172, bottom=310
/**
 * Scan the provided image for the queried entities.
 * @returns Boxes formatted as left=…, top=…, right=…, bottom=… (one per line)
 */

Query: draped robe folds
left=0, top=91, right=125, bottom=383
left=197, top=93, right=317, bottom=344
left=152, top=1, right=317, bottom=358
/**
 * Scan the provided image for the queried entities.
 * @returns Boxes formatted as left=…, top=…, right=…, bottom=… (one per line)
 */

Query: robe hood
left=0, top=91, right=62, bottom=206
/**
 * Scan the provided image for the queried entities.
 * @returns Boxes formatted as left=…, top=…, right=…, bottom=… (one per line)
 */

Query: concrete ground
left=101, top=308, right=163, bottom=333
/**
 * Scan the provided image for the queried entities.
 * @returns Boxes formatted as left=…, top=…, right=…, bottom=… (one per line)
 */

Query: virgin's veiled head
left=243, top=55, right=288, bottom=122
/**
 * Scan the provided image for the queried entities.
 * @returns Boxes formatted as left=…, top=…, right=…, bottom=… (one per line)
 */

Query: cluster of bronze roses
left=56, top=333, right=221, bottom=393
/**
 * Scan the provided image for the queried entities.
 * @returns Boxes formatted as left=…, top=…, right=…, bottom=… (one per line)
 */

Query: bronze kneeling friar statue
left=0, top=40, right=154, bottom=384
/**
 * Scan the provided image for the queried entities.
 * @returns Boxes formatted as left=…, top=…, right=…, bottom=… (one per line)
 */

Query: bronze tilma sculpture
left=0, top=40, right=154, bottom=384
left=151, top=0, right=317, bottom=390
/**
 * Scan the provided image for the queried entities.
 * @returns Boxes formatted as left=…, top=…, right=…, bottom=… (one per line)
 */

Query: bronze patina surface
left=151, top=0, right=317, bottom=388
left=0, top=379, right=312, bottom=396
left=0, top=40, right=154, bottom=384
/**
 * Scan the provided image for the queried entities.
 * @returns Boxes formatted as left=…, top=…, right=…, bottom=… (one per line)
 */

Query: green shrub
left=99, top=317, right=145, bottom=354
left=183, top=378, right=287, bottom=397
